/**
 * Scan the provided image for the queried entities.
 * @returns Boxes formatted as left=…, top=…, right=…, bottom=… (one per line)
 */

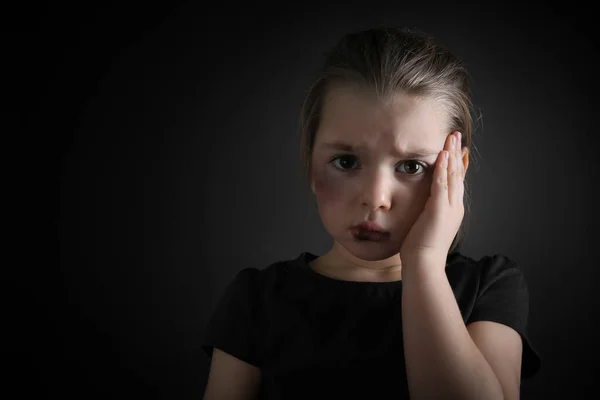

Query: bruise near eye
left=312, top=164, right=345, bottom=204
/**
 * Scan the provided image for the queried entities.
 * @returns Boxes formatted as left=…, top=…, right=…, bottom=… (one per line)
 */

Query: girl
left=202, top=27, right=541, bottom=399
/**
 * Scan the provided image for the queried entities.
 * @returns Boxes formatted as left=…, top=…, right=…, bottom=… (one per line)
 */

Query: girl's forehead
left=317, top=87, right=450, bottom=148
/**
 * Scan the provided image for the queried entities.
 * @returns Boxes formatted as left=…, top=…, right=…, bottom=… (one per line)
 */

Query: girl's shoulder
left=448, top=251, right=523, bottom=276
left=222, top=252, right=313, bottom=291
left=446, top=251, right=529, bottom=296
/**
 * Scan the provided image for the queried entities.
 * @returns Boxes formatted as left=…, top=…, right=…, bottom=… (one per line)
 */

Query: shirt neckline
left=295, top=252, right=404, bottom=286
left=295, top=250, right=463, bottom=286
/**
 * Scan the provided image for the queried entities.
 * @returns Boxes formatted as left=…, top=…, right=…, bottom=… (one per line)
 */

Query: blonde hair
left=299, top=27, right=478, bottom=254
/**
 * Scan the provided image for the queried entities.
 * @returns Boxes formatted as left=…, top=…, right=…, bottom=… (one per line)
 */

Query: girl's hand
left=399, top=131, right=466, bottom=268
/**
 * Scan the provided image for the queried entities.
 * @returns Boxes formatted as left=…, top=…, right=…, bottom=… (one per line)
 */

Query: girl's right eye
left=329, top=155, right=358, bottom=171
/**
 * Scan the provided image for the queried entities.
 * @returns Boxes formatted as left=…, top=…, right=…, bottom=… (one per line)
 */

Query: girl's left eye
left=329, top=155, right=428, bottom=175
left=398, top=160, right=427, bottom=175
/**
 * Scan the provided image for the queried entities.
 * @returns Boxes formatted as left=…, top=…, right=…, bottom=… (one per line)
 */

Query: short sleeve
left=201, top=267, right=262, bottom=367
left=466, top=255, right=542, bottom=379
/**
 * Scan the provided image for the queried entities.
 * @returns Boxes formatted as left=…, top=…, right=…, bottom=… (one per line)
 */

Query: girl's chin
left=335, top=237, right=401, bottom=261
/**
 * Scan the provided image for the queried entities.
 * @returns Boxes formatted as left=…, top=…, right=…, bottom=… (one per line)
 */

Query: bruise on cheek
left=312, top=164, right=346, bottom=206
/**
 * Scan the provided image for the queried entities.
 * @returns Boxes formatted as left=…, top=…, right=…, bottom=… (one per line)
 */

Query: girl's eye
left=330, top=155, right=359, bottom=170
left=329, top=155, right=427, bottom=175
left=398, top=160, right=426, bottom=175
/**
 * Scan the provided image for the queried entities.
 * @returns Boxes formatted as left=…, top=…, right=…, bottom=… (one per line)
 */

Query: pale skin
left=203, top=85, right=523, bottom=400
left=309, top=85, right=523, bottom=399
left=309, top=84, right=468, bottom=281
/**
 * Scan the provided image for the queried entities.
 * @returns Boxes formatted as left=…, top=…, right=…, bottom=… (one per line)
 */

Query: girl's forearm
left=401, top=259, right=504, bottom=400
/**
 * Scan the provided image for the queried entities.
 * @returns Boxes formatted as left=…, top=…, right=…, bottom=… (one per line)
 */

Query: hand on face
left=399, top=131, right=466, bottom=267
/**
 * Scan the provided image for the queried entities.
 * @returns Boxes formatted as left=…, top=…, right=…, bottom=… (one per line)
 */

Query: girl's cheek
left=312, top=166, right=350, bottom=206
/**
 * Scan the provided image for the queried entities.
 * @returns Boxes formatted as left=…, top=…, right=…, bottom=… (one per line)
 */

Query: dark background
left=8, top=0, right=598, bottom=398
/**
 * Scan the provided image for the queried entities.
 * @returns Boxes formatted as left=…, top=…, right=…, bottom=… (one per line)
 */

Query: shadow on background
left=8, top=0, right=598, bottom=398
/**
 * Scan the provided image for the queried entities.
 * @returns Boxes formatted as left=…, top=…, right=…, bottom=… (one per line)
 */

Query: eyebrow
left=320, top=141, right=439, bottom=158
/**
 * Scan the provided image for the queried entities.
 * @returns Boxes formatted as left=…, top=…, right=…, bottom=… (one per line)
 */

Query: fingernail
left=451, top=136, right=455, bottom=146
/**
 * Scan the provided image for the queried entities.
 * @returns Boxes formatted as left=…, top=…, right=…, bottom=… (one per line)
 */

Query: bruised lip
left=351, top=221, right=389, bottom=233
left=349, top=221, right=391, bottom=242
left=350, top=227, right=390, bottom=242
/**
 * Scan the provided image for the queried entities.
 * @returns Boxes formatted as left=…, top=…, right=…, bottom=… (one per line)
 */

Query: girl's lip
left=351, top=221, right=389, bottom=233
left=350, top=228, right=390, bottom=242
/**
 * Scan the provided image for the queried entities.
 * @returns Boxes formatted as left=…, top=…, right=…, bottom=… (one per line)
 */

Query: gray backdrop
left=23, top=0, right=598, bottom=398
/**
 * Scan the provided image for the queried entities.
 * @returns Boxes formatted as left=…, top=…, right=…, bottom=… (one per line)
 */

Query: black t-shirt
left=202, top=251, right=542, bottom=399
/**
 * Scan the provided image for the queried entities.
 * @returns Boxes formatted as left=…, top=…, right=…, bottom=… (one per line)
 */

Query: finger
left=449, top=134, right=460, bottom=207
left=445, top=131, right=455, bottom=152
left=450, top=132, right=464, bottom=208
left=436, top=132, right=455, bottom=206
left=456, top=132, right=465, bottom=205
left=456, top=132, right=464, bottom=177
left=432, top=149, right=449, bottom=208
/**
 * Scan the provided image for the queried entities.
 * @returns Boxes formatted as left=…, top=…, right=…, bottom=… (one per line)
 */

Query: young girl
left=202, top=27, right=541, bottom=399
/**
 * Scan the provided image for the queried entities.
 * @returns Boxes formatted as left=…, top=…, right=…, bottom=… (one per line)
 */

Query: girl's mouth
left=350, top=228, right=390, bottom=242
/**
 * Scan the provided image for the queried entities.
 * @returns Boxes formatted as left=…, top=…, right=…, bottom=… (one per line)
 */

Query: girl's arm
left=401, top=258, right=520, bottom=400
left=203, top=348, right=262, bottom=400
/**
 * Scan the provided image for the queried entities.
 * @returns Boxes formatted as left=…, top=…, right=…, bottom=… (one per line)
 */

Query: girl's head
left=299, top=27, right=473, bottom=262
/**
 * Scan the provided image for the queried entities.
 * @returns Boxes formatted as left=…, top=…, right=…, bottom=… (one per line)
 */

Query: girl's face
left=311, top=85, right=454, bottom=263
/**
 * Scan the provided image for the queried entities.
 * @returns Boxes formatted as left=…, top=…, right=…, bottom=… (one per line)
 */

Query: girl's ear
left=461, top=147, right=469, bottom=173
